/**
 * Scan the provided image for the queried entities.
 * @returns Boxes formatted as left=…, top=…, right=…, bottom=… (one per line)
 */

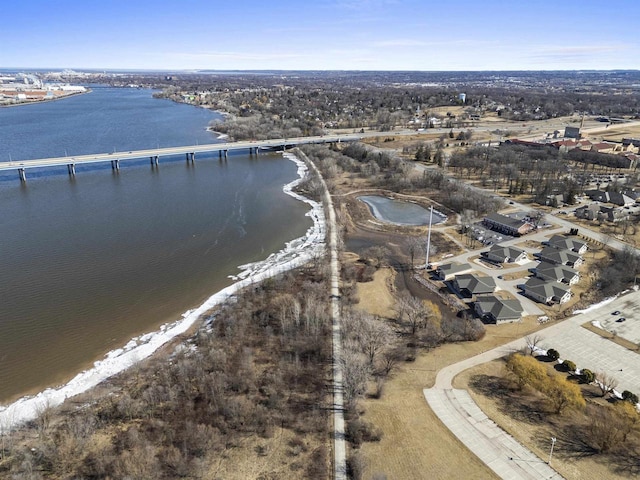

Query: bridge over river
left=0, top=134, right=362, bottom=182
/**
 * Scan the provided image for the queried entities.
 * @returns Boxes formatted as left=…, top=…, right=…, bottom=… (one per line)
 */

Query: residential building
left=521, top=277, right=572, bottom=304
left=474, top=295, right=524, bottom=324
left=481, top=244, right=528, bottom=264
left=584, top=190, right=634, bottom=206
left=535, top=246, right=583, bottom=268
left=575, top=204, right=632, bottom=222
left=482, top=213, right=535, bottom=237
left=531, top=261, right=580, bottom=285
left=575, top=204, right=601, bottom=220
left=451, top=273, right=496, bottom=297
left=435, top=262, right=474, bottom=281
left=544, top=235, right=588, bottom=255
left=591, top=142, right=617, bottom=154
left=599, top=206, right=630, bottom=223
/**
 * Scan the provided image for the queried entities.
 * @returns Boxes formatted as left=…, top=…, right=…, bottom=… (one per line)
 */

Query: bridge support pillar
left=224, top=150, right=228, bottom=159
left=185, top=152, right=195, bottom=163
left=111, top=160, right=120, bottom=170
left=18, top=168, right=26, bottom=183
left=150, top=156, right=159, bottom=166
left=67, top=164, right=76, bottom=176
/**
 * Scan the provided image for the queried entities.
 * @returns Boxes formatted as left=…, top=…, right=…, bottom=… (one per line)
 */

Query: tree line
left=0, top=268, right=332, bottom=479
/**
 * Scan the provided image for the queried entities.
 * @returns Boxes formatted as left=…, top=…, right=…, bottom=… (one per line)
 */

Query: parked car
left=616, top=317, right=626, bottom=323
left=612, top=311, right=621, bottom=315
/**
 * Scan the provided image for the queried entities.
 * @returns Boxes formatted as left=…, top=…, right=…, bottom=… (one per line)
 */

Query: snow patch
left=0, top=152, right=325, bottom=431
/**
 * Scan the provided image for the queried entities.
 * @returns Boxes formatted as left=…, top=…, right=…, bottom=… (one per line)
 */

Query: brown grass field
left=455, top=360, right=639, bottom=480
left=352, top=268, right=552, bottom=479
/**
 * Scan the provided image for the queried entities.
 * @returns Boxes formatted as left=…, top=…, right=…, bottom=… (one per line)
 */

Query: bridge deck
left=0, top=135, right=360, bottom=172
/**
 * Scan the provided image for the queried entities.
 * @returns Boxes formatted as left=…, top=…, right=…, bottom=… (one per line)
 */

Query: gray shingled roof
left=475, top=295, right=523, bottom=322
left=536, top=246, right=582, bottom=266
left=533, top=261, right=579, bottom=283
left=522, top=277, right=570, bottom=301
left=546, top=235, right=586, bottom=253
left=454, top=273, right=496, bottom=295
left=484, top=212, right=529, bottom=230
left=482, top=244, right=527, bottom=263
left=437, top=262, right=472, bottom=276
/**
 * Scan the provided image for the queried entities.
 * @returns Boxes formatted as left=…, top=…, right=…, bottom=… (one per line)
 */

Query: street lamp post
left=548, top=437, right=556, bottom=465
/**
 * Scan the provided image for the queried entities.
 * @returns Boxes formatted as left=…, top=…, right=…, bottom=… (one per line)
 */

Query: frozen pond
left=359, top=195, right=446, bottom=226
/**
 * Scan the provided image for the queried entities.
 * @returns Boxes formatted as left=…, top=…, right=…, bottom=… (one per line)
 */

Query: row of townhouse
left=434, top=233, right=587, bottom=323
left=575, top=204, right=635, bottom=222
left=436, top=246, right=526, bottom=324
left=583, top=190, right=636, bottom=207
left=519, top=235, right=587, bottom=305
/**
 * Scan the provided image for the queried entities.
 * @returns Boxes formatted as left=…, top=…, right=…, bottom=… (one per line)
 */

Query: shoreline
left=0, top=151, right=325, bottom=430
left=0, top=88, right=90, bottom=108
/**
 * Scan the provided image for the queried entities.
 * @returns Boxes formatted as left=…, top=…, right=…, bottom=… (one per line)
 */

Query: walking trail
left=298, top=150, right=347, bottom=480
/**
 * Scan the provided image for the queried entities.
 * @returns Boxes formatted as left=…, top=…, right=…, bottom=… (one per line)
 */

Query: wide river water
left=0, top=87, right=312, bottom=404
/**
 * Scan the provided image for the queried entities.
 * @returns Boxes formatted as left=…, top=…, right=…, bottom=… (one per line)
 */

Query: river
left=0, top=86, right=313, bottom=405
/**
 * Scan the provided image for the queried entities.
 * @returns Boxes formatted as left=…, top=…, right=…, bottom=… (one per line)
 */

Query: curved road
left=425, top=336, right=564, bottom=479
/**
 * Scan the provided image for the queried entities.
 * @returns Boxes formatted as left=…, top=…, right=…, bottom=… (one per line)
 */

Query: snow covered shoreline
left=0, top=151, right=325, bottom=430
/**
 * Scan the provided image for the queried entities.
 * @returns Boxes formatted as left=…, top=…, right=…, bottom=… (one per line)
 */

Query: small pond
left=358, top=195, right=447, bottom=226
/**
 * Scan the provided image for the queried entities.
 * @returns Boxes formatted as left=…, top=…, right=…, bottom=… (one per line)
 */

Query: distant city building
left=564, top=126, right=581, bottom=139
left=459, top=93, right=466, bottom=103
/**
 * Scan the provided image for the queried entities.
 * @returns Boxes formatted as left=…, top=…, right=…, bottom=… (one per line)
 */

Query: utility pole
left=548, top=437, right=557, bottom=465
left=425, top=206, right=433, bottom=269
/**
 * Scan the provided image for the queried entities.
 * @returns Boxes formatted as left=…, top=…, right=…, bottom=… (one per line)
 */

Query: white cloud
left=167, top=51, right=307, bottom=62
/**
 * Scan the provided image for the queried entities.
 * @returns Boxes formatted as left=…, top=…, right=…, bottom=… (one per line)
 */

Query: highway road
left=0, top=134, right=362, bottom=172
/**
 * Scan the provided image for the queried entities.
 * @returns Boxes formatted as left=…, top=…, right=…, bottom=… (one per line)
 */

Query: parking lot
left=592, top=291, right=640, bottom=344
left=536, top=290, right=640, bottom=395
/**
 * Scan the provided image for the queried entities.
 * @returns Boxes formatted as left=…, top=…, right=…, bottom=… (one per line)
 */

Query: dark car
left=612, top=311, right=621, bottom=315
left=616, top=317, right=626, bottom=323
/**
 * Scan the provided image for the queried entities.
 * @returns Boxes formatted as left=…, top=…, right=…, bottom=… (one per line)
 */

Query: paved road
left=425, top=330, right=564, bottom=480
left=0, top=135, right=363, bottom=171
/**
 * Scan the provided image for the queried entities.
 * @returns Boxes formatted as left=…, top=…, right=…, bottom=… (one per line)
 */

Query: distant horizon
left=3, top=68, right=640, bottom=74
left=3, top=1, right=639, bottom=71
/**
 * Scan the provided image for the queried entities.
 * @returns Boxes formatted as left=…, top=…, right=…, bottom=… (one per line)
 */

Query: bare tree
left=395, top=294, right=424, bottom=335
left=341, top=347, right=371, bottom=406
left=524, top=334, right=543, bottom=356
left=406, top=236, right=427, bottom=269
left=362, top=245, right=390, bottom=269
left=358, top=316, right=394, bottom=367
left=595, top=371, right=619, bottom=397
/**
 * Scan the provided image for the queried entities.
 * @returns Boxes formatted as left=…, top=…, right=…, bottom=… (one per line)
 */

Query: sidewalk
left=424, top=338, right=564, bottom=480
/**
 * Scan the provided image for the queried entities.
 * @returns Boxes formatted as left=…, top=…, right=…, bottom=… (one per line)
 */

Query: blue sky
left=3, top=0, right=639, bottom=71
